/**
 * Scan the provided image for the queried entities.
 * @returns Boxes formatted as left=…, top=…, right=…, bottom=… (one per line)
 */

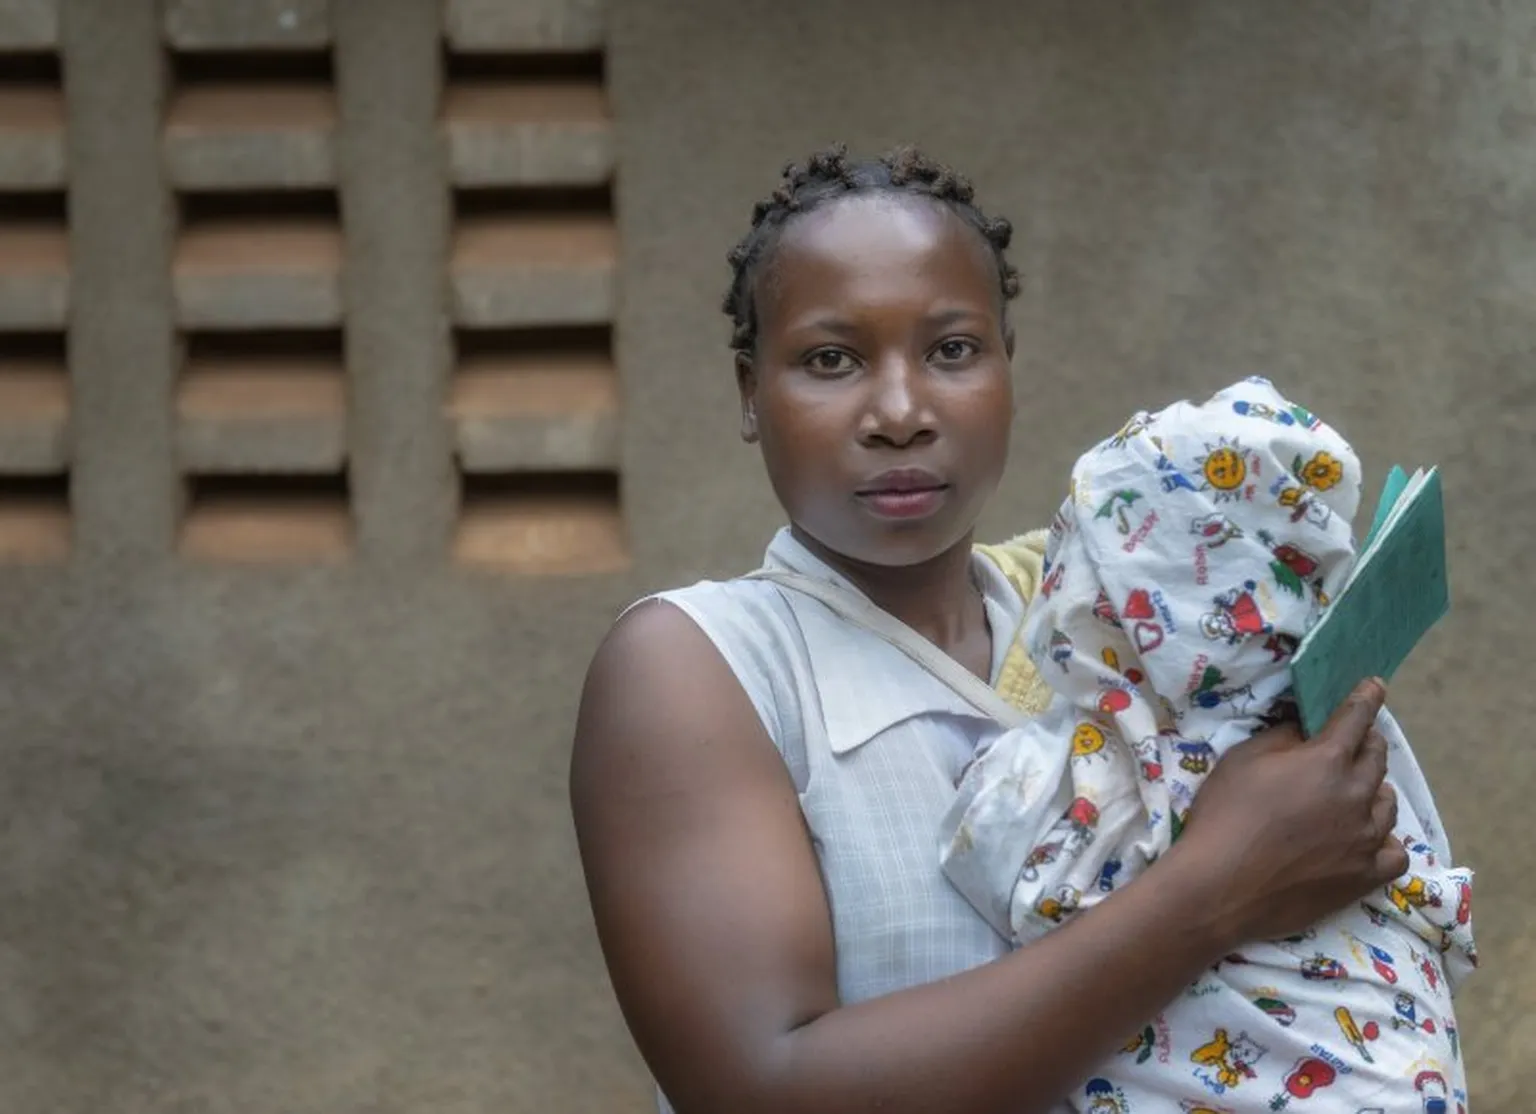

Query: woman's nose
left=859, top=361, right=935, bottom=447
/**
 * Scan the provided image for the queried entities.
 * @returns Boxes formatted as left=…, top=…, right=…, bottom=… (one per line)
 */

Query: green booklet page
left=1290, top=466, right=1450, bottom=736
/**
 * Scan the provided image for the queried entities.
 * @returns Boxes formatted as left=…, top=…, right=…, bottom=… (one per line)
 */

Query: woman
left=569, top=145, right=1406, bottom=1114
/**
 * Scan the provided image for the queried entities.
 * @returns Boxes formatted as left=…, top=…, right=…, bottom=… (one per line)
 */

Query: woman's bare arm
left=570, top=600, right=1403, bottom=1114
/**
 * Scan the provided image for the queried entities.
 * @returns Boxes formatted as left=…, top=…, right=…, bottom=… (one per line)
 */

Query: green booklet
left=1289, top=465, right=1450, bottom=737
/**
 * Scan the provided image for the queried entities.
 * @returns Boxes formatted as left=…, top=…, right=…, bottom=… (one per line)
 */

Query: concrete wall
left=0, top=1, right=1530, bottom=1110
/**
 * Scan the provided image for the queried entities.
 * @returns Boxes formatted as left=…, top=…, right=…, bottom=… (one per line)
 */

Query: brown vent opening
left=443, top=49, right=604, bottom=82
left=179, top=189, right=338, bottom=223
left=184, top=329, right=342, bottom=363
left=0, top=53, right=62, bottom=85
left=171, top=49, right=334, bottom=86
left=450, top=326, right=616, bottom=473
left=453, top=184, right=609, bottom=219
left=181, top=472, right=350, bottom=562
left=0, top=330, right=69, bottom=474
left=178, top=330, right=346, bottom=474
left=0, top=473, right=68, bottom=562
left=0, top=330, right=65, bottom=361
left=0, top=55, right=65, bottom=192
left=449, top=187, right=615, bottom=330
left=0, top=193, right=69, bottom=330
left=164, top=47, right=338, bottom=194
left=455, top=470, right=625, bottom=575
left=451, top=187, right=614, bottom=272
left=441, top=47, right=611, bottom=192
left=173, top=192, right=343, bottom=329
left=0, top=191, right=67, bottom=221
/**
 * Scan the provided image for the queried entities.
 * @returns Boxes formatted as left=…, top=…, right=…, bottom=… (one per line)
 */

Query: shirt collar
left=761, top=528, right=1026, bottom=754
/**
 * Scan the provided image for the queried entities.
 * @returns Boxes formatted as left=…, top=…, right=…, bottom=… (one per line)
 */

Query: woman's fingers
left=1321, top=678, right=1387, bottom=758
left=1357, top=727, right=1390, bottom=789
left=1369, top=784, right=1407, bottom=882
left=1371, top=782, right=1398, bottom=841
left=1374, top=833, right=1411, bottom=882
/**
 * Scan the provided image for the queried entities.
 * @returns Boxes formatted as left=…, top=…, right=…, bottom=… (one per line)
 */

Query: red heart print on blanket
left=1124, top=588, right=1156, bottom=620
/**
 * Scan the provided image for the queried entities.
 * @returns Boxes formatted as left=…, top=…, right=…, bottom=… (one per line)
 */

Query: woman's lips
left=856, top=485, right=950, bottom=519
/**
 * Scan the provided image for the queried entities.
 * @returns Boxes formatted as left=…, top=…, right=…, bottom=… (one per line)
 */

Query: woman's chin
left=794, top=517, right=977, bottom=572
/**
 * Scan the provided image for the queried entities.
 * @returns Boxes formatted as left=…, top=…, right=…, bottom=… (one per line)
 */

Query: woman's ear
left=735, top=351, right=759, bottom=443
left=1003, top=328, right=1019, bottom=415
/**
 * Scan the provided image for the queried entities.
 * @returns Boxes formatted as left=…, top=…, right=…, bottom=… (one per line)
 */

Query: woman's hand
left=1175, top=677, right=1409, bottom=945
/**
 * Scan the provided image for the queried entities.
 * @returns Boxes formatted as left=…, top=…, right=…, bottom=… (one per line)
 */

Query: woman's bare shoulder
left=572, top=586, right=789, bottom=781
left=569, top=593, right=837, bottom=1113
left=581, top=595, right=736, bottom=723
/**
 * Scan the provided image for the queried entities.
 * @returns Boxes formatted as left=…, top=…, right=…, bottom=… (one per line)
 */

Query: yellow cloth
left=973, top=530, right=1055, bottom=718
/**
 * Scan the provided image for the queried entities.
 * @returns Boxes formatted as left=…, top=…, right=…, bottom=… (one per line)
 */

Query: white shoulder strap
left=744, top=568, right=1032, bottom=728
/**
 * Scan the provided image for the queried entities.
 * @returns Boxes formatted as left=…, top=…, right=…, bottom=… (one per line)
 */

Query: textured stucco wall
left=0, top=2, right=1531, bottom=1112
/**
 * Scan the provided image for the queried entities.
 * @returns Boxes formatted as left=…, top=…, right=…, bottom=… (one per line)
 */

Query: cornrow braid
left=722, top=143, right=1021, bottom=354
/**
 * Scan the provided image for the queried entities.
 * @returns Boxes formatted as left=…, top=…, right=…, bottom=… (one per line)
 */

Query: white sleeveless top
left=647, top=527, right=1069, bottom=1114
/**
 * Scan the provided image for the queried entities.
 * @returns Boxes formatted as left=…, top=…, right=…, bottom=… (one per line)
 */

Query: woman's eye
left=806, top=349, right=855, bottom=374
left=935, top=339, right=979, bottom=363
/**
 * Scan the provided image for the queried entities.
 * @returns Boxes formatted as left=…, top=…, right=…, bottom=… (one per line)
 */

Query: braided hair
left=722, top=143, right=1021, bottom=354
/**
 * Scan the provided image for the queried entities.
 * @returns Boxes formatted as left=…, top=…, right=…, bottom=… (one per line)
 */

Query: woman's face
left=738, top=193, right=1015, bottom=569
